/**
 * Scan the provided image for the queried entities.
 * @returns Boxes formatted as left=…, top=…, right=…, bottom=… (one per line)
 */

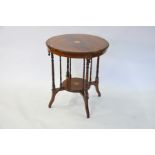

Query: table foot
left=95, top=82, right=101, bottom=97
left=89, top=81, right=101, bottom=97
left=48, top=88, right=63, bottom=108
left=80, top=91, right=90, bottom=118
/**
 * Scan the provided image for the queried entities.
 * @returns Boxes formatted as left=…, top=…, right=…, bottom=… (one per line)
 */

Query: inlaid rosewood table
left=46, top=34, right=109, bottom=118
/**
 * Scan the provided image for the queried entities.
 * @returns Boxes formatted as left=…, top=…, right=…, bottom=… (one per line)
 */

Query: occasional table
left=46, top=34, right=109, bottom=118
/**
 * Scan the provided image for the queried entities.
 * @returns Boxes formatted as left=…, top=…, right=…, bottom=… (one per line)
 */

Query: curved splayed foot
left=48, top=88, right=62, bottom=108
left=95, top=82, right=101, bottom=97
left=80, top=91, right=90, bottom=118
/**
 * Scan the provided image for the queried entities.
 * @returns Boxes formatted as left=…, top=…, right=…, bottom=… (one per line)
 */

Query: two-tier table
left=46, top=34, right=109, bottom=118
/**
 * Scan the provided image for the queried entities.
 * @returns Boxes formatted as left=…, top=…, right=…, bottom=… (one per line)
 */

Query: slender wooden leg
left=69, top=58, right=72, bottom=78
left=94, top=81, right=101, bottom=97
left=49, top=88, right=62, bottom=108
left=89, top=58, right=92, bottom=82
left=49, top=53, right=56, bottom=108
left=66, top=58, right=70, bottom=78
left=79, top=91, right=89, bottom=115
left=84, top=59, right=90, bottom=118
left=81, top=58, right=90, bottom=118
left=49, top=55, right=65, bottom=108
left=83, top=59, right=85, bottom=93
left=51, top=54, right=55, bottom=89
left=59, top=56, right=62, bottom=88
left=95, top=56, right=101, bottom=97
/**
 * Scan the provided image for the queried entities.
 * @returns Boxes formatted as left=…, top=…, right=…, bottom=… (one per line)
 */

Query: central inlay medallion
left=74, top=40, right=80, bottom=44
left=74, top=82, right=79, bottom=86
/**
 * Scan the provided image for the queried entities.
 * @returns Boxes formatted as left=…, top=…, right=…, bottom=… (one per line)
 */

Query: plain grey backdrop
left=0, top=26, right=155, bottom=128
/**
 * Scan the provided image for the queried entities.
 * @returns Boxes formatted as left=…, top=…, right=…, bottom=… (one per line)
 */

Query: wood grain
left=46, top=34, right=109, bottom=58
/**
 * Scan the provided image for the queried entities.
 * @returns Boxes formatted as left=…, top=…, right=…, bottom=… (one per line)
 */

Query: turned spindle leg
left=69, top=58, right=72, bottom=78
left=89, top=58, right=92, bottom=83
left=51, top=54, right=55, bottom=89
left=83, top=59, right=85, bottom=93
left=95, top=56, right=101, bottom=97
left=49, top=53, right=56, bottom=108
left=66, top=58, right=70, bottom=78
left=49, top=55, right=64, bottom=108
left=59, top=56, right=62, bottom=88
left=84, top=59, right=90, bottom=118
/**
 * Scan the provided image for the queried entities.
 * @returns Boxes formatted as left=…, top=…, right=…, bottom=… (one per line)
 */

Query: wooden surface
left=62, top=78, right=87, bottom=92
left=46, top=34, right=109, bottom=58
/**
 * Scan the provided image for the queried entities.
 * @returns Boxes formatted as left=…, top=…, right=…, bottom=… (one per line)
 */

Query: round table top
left=46, top=34, right=109, bottom=58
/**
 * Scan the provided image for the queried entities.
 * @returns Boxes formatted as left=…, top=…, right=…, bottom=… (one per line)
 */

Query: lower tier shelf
left=62, top=77, right=87, bottom=92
